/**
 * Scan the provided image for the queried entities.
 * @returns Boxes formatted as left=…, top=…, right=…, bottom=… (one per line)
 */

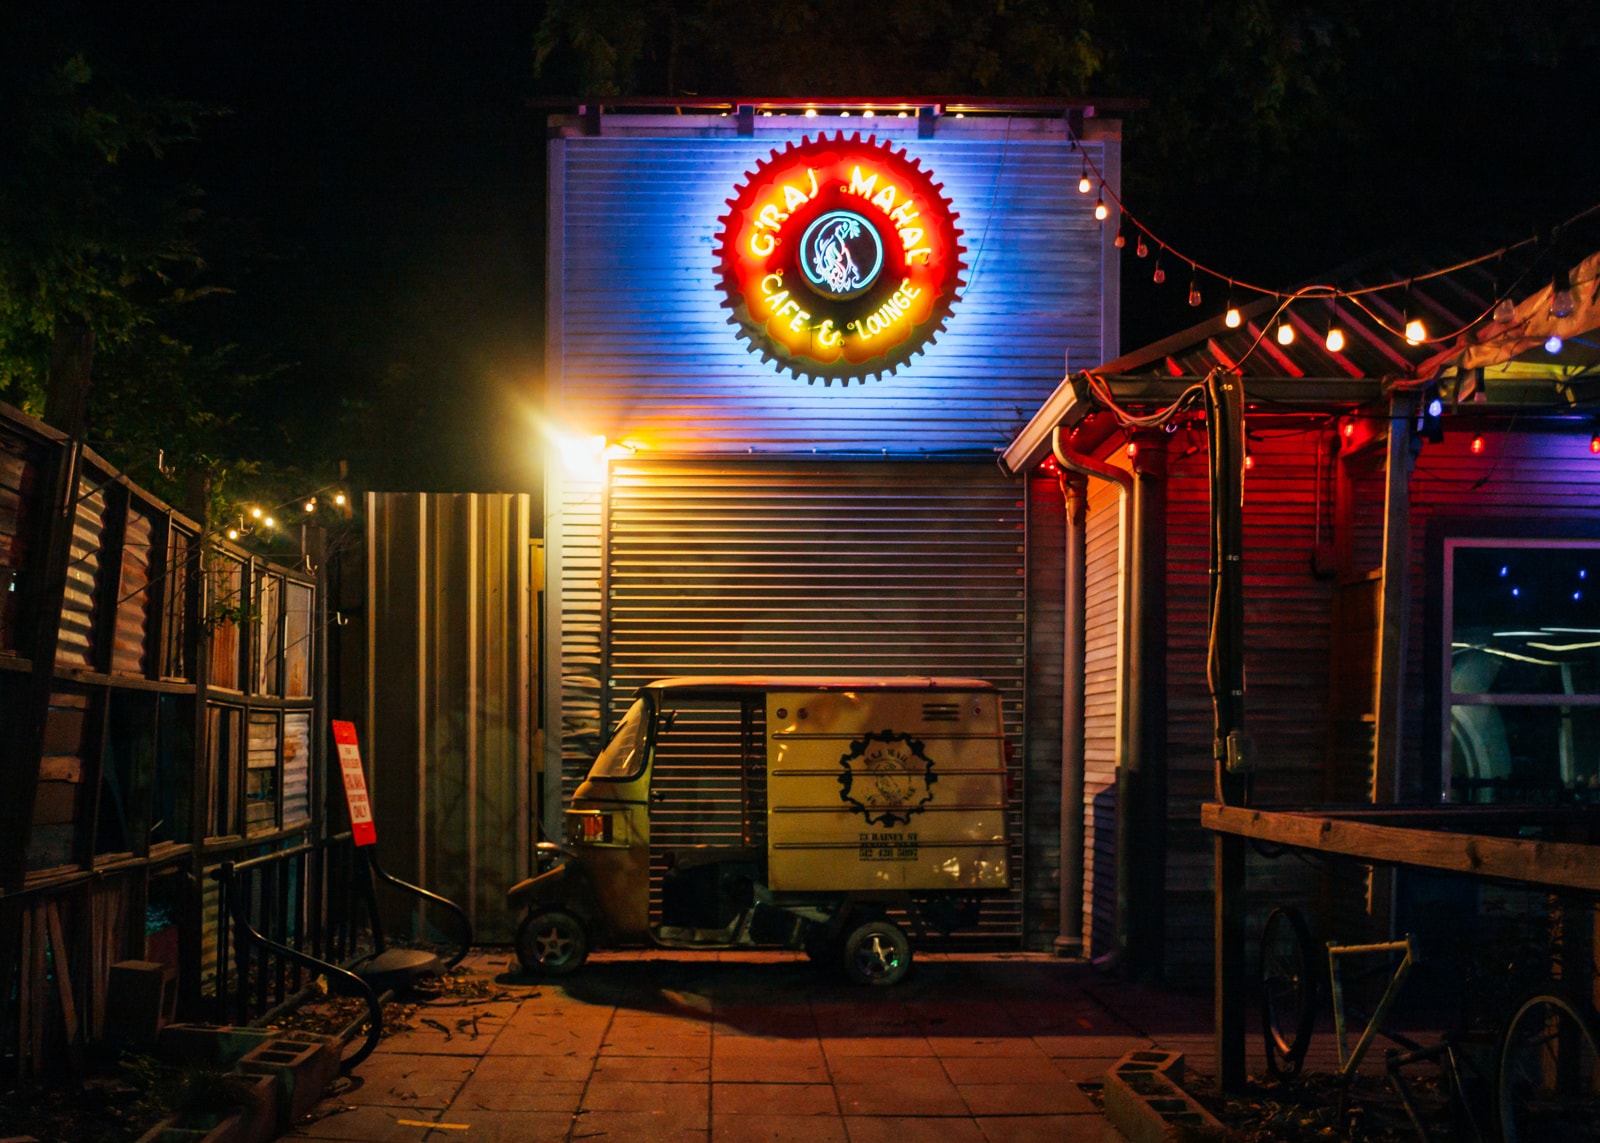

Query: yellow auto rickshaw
left=507, top=676, right=1013, bottom=985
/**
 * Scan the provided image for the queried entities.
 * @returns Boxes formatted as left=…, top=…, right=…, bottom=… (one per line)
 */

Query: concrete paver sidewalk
left=286, top=950, right=1213, bottom=1143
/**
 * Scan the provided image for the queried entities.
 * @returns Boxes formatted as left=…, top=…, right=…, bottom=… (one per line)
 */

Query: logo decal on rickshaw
left=838, top=729, right=938, bottom=827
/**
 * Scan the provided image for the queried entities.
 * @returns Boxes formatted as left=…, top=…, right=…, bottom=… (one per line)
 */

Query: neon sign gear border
left=715, top=133, right=966, bottom=386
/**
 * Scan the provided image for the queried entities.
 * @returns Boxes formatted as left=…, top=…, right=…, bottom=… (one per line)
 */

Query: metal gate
left=601, top=459, right=1029, bottom=941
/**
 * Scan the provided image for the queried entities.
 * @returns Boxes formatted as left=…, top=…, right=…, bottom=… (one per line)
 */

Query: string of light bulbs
left=225, top=483, right=350, bottom=541
left=1067, top=130, right=1600, bottom=353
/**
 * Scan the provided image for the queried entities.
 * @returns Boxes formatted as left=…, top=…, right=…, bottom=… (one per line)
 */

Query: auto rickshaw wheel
left=841, top=919, right=911, bottom=987
left=516, top=909, right=589, bottom=976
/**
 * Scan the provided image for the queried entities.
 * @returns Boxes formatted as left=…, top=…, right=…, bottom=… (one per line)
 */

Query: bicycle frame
left=1329, top=934, right=1420, bottom=1077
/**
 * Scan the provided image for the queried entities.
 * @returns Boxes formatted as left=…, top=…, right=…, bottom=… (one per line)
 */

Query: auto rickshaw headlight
left=567, top=810, right=614, bottom=845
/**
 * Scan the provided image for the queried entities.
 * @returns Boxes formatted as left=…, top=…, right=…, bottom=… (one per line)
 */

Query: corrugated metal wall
left=553, top=121, right=1117, bottom=454
left=1081, top=457, right=1126, bottom=957
left=365, top=493, right=535, bottom=942
left=592, top=459, right=1029, bottom=940
left=1025, top=475, right=1066, bottom=949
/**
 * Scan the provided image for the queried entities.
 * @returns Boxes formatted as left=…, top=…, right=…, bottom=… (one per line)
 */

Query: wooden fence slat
left=44, top=901, right=79, bottom=1046
left=28, top=904, right=46, bottom=1079
left=16, top=906, right=31, bottom=1080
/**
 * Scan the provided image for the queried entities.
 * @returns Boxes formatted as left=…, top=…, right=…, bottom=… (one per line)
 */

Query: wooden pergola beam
left=1203, top=803, right=1600, bottom=890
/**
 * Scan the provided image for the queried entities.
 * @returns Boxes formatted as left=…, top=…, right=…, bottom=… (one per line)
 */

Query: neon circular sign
left=715, top=133, right=965, bottom=385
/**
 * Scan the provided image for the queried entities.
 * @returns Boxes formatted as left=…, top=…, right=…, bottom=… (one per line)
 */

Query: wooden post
left=1372, top=394, right=1416, bottom=806
left=1207, top=369, right=1250, bottom=1092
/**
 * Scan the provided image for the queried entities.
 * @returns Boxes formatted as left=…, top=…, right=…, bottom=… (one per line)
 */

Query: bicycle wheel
left=1260, top=905, right=1319, bottom=1080
left=1496, top=990, right=1600, bottom=1143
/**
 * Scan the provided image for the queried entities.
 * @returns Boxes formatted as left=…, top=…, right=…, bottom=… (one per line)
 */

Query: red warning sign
left=331, top=720, right=377, bottom=847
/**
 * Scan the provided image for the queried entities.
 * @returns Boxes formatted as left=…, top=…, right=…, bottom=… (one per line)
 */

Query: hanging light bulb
left=1551, top=267, right=1575, bottom=319
left=334, top=492, right=347, bottom=506
left=227, top=528, right=240, bottom=540
left=250, top=507, right=263, bottom=519
left=1113, top=223, right=1126, bottom=249
left=1277, top=318, right=1296, bottom=346
left=1404, top=317, right=1427, bottom=345
left=1078, top=159, right=1091, bottom=194
left=1152, top=253, right=1165, bottom=285
left=1224, top=283, right=1241, bottom=328
left=1546, top=334, right=1564, bottom=354
left=1135, top=234, right=1149, bottom=259
left=1187, top=267, right=1202, bottom=307
left=303, top=499, right=316, bottom=513
left=1324, top=295, right=1345, bottom=353
left=1094, top=192, right=1109, bottom=221
left=1470, top=435, right=1485, bottom=455
left=263, top=515, right=276, bottom=528
left=1493, top=295, right=1515, bottom=323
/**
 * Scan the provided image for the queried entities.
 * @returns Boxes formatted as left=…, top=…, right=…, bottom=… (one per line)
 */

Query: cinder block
left=1102, top=1049, right=1226, bottom=1143
left=156, top=1025, right=278, bottom=1068
left=236, top=1035, right=340, bottom=1123
left=131, top=1112, right=246, bottom=1143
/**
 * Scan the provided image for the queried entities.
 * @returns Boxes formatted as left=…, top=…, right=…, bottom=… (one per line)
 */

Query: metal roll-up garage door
left=602, top=459, right=1029, bottom=942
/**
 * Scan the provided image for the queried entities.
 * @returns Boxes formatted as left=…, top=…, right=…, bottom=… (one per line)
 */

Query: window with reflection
left=1446, top=540, right=1600, bottom=803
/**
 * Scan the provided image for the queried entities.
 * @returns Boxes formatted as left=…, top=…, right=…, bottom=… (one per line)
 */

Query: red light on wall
left=1244, top=453, right=1255, bottom=471
left=1341, top=421, right=1354, bottom=438
left=1591, top=434, right=1600, bottom=455
left=1126, top=441, right=1138, bottom=459
left=1470, top=435, right=1485, bottom=455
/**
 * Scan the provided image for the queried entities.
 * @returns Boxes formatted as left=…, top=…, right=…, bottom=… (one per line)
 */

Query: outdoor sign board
left=331, top=719, right=377, bottom=847
left=716, top=132, right=965, bottom=385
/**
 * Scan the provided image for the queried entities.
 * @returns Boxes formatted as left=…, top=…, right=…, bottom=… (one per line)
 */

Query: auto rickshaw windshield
left=587, top=698, right=646, bottom=779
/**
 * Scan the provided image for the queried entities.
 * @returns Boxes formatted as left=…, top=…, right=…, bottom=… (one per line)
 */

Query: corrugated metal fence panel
left=56, top=477, right=107, bottom=669
left=285, top=583, right=313, bottom=697
left=366, top=492, right=535, bottom=942
left=111, top=507, right=155, bottom=676
left=282, top=710, right=311, bottom=826
left=603, top=459, right=1029, bottom=941
left=254, top=574, right=282, bottom=696
left=160, top=527, right=191, bottom=679
left=560, top=479, right=605, bottom=803
left=556, top=128, right=1111, bottom=453
left=1081, top=464, right=1123, bottom=957
left=0, top=427, right=36, bottom=651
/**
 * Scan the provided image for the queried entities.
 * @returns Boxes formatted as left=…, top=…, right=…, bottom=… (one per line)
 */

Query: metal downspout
left=1051, top=428, right=1132, bottom=962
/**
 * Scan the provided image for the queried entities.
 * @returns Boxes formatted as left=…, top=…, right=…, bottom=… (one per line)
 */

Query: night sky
left=10, top=2, right=1599, bottom=496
